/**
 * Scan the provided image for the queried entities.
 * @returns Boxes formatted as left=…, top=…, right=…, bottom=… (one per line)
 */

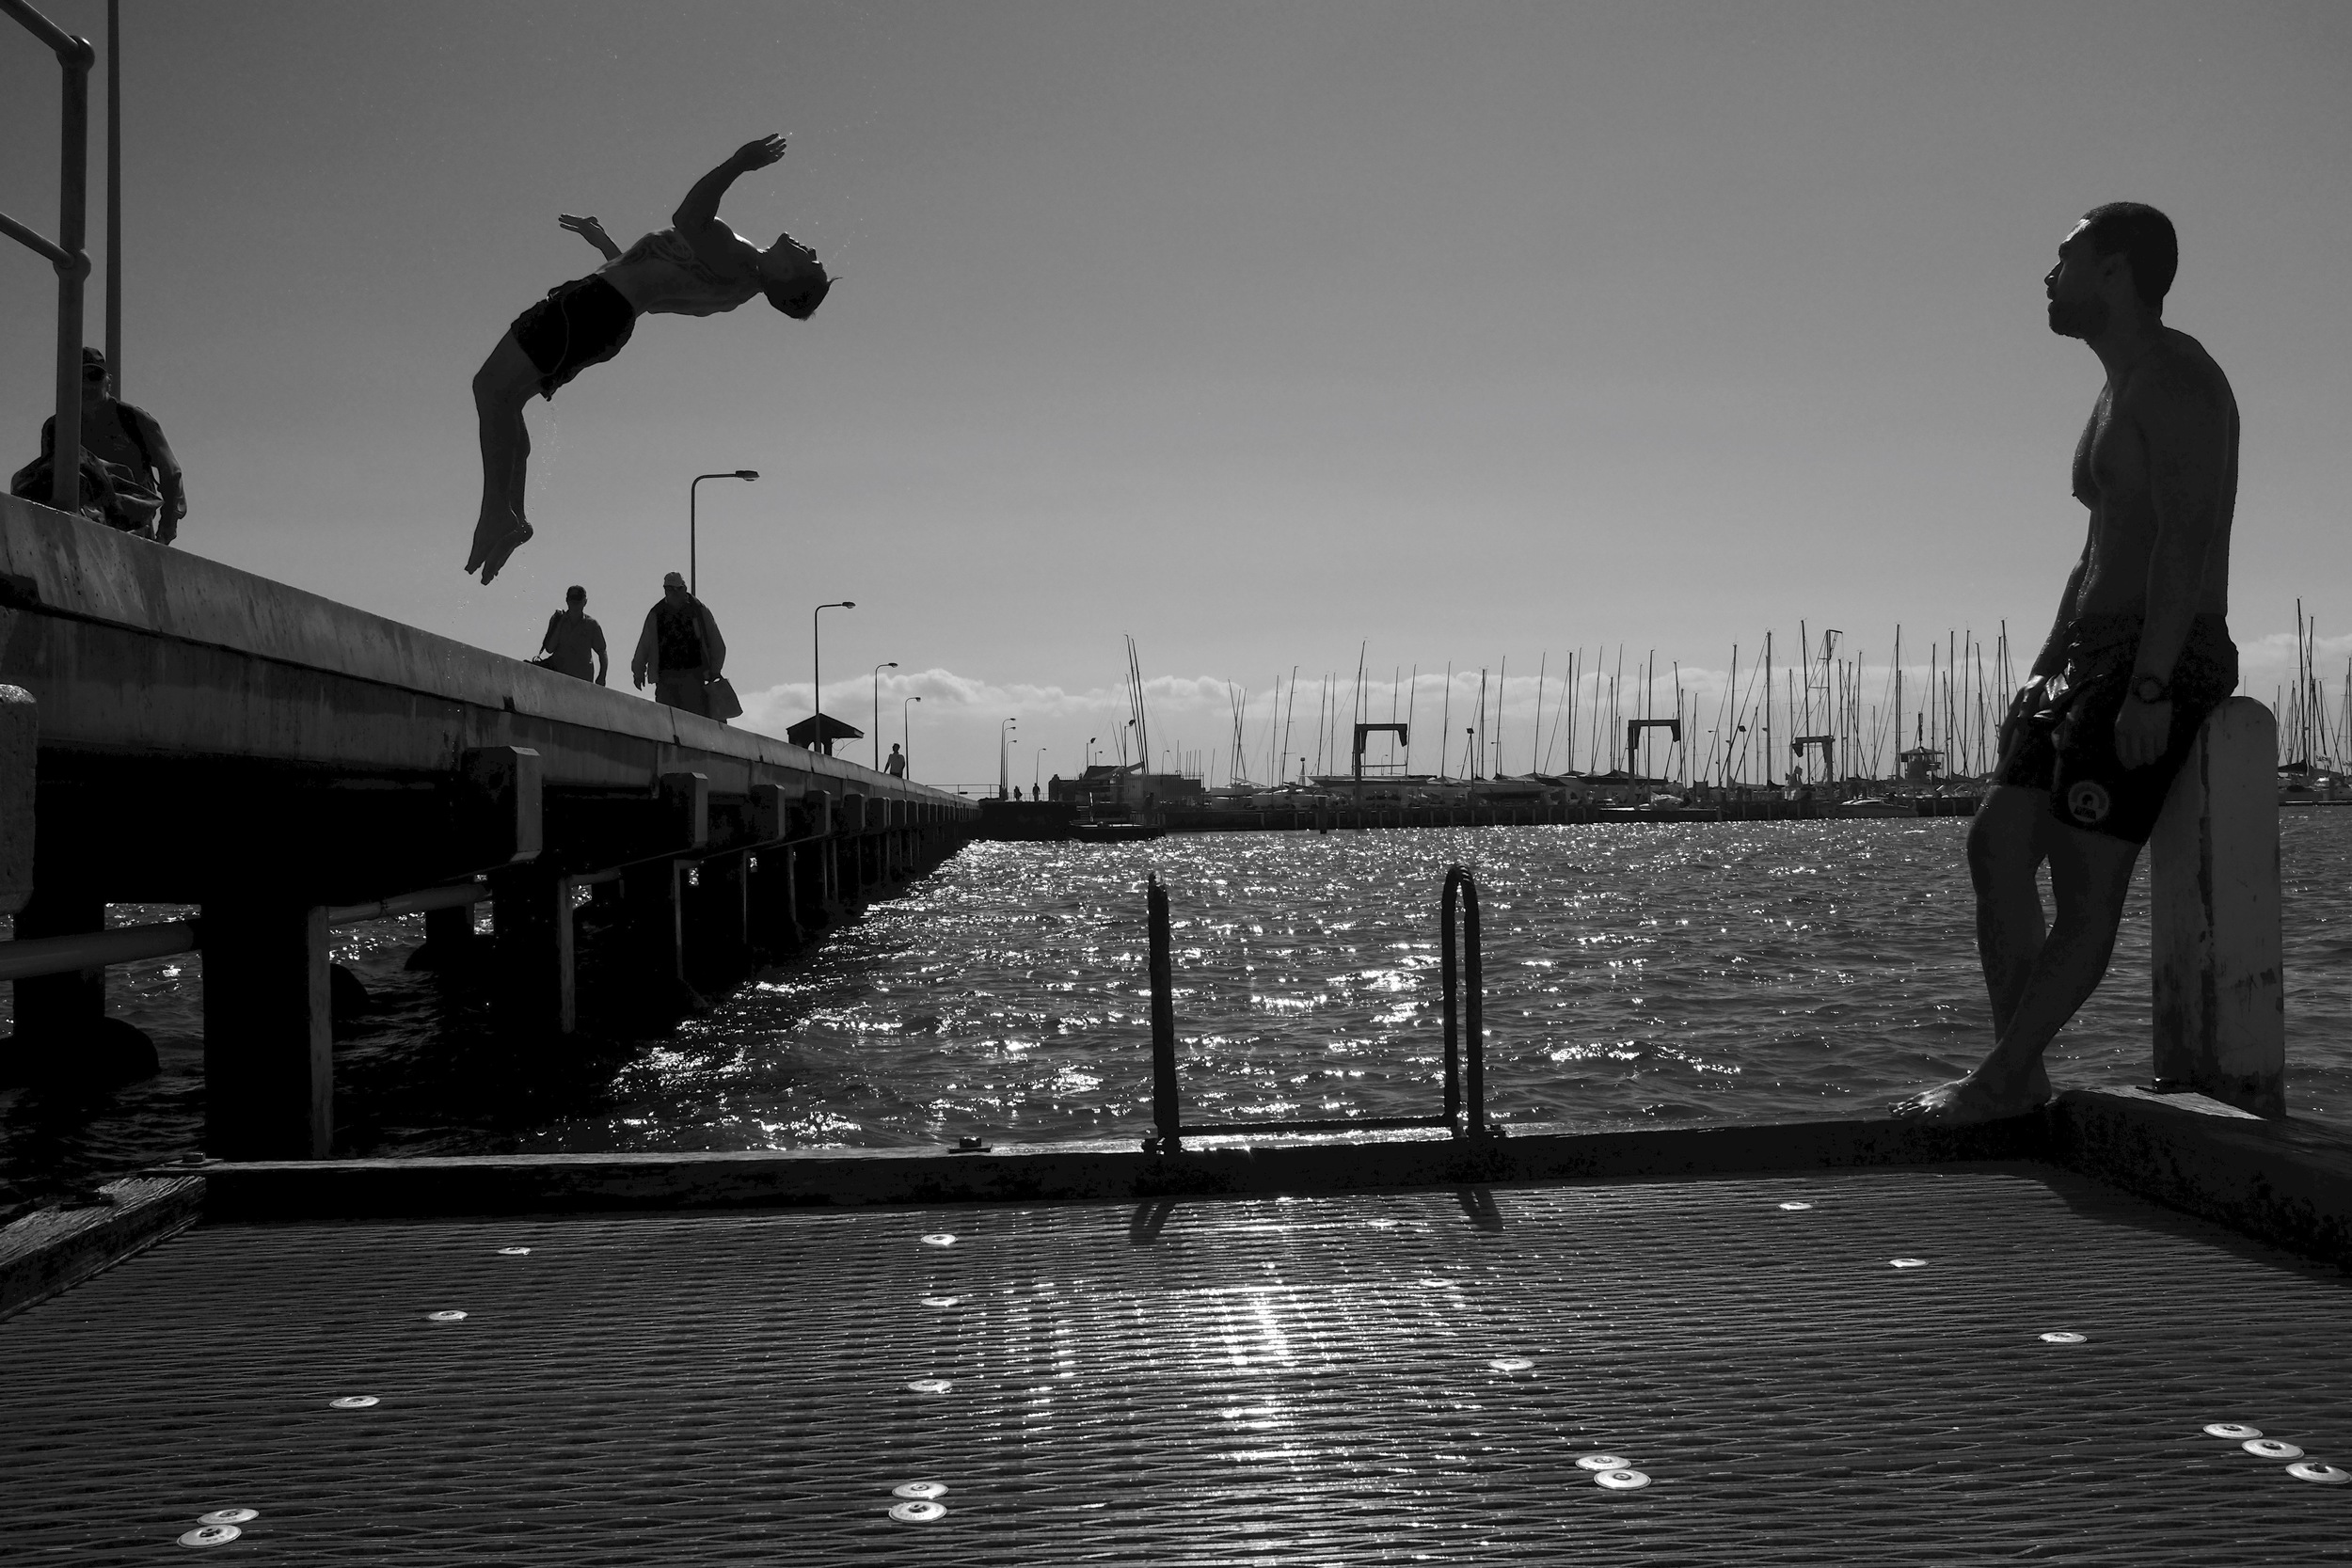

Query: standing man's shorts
left=509, top=276, right=638, bottom=400
left=1994, top=613, right=2238, bottom=845
left=654, top=666, right=711, bottom=719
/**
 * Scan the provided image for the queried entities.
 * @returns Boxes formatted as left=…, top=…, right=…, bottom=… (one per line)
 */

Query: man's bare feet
left=464, top=513, right=508, bottom=576
left=1889, top=1057, right=2053, bottom=1123
left=476, top=520, right=533, bottom=585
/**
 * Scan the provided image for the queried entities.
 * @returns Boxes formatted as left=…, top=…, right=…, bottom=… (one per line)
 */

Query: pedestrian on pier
left=536, top=585, right=608, bottom=684
left=884, top=743, right=908, bottom=779
left=465, top=135, right=832, bottom=584
left=1896, top=203, right=2240, bottom=1124
left=632, top=573, right=727, bottom=720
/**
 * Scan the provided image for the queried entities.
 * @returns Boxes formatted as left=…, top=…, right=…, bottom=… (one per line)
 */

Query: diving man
left=466, top=135, right=830, bottom=584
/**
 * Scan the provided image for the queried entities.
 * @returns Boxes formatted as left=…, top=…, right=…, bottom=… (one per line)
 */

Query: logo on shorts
left=2066, top=780, right=2112, bottom=825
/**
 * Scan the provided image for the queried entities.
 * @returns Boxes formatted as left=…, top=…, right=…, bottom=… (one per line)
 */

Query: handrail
left=1, top=0, right=95, bottom=516
left=0, top=883, right=490, bottom=983
left=1143, top=863, right=1497, bottom=1152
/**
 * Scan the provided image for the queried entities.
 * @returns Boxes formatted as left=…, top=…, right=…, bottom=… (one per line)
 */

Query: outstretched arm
left=674, top=135, right=786, bottom=270
left=559, top=214, right=623, bottom=261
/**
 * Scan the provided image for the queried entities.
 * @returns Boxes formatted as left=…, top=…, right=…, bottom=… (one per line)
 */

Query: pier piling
left=2150, top=696, right=2284, bottom=1115
left=200, top=896, right=332, bottom=1159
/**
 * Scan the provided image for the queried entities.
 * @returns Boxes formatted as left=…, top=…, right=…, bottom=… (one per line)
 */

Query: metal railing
left=1, top=0, right=95, bottom=515
left=1143, top=863, right=1497, bottom=1152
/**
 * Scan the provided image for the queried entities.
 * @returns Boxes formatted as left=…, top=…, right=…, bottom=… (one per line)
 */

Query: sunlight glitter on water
left=7, top=816, right=2352, bottom=1204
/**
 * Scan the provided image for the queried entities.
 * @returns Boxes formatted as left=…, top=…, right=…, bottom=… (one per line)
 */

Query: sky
left=3, top=1, right=2349, bottom=787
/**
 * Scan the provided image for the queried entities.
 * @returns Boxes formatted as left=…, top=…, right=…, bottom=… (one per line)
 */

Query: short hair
left=2080, top=202, right=2177, bottom=311
left=765, top=268, right=833, bottom=321
left=565, top=584, right=586, bottom=601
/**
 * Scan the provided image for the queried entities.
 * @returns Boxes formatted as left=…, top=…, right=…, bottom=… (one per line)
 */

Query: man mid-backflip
left=466, top=135, right=830, bottom=584
left=1895, top=203, right=2239, bottom=1122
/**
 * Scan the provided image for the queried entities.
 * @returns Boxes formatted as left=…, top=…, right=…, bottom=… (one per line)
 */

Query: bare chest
left=2071, top=389, right=2145, bottom=513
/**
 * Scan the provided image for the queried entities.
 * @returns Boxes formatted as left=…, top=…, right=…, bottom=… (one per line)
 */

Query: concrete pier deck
left=6, top=1091, right=2350, bottom=1564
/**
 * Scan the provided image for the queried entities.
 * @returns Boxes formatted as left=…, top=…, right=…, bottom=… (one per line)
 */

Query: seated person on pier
left=465, top=135, right=832, bottom=584
left=1895, top=204, right=2239, bottom=1123
left=15, top=348, right=186, bottom=542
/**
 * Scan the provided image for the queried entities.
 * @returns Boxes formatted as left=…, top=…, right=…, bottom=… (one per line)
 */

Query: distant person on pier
left=884, top=743, right=908, bottom=779
left=1896, top=203, right=2239, bottom=1124
left=631, top=572, right=727, bottom=720
left=464, top=134, right=833, bottom=584
left=13, top=348, right=185, bottom=542
left=535, top=585, right=608, bottom=684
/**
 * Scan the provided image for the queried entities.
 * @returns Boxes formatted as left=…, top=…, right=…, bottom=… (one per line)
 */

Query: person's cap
left=662, top=571, right=687, bottom=588
left=81, top=346, right=106, bottom=369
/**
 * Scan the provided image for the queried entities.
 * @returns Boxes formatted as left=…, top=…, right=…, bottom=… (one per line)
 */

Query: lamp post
left=1035, top=746, right=1047, bottom=797
left=872, top=661, right=898, bottom=770
left=902, top=694, right=921, bottom=777
left=689, top=470, right=758, bottom=597
left=812, top=600, right=853, bottom=752
left=998, top=718, right=1018, bottom=800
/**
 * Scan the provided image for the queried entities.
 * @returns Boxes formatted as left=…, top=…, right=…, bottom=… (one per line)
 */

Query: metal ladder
left=1142, top=863, right=1497, bottom=1153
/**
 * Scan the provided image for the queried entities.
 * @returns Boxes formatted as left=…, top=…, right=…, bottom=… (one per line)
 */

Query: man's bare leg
left=1894, top=816, right=2139, bottom=1120
left=1970, top=785, right=2053, bottom=1038
left=468, top=336, right=541, bottom=583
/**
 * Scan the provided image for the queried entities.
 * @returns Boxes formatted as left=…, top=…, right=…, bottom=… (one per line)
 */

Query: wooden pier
left=0, top=496, right=976, bottom=1160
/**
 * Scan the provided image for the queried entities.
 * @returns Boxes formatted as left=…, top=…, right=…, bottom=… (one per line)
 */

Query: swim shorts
left=1994, top=612, right=2238, bottom=845
left=509, top=275, right=637, bottom=400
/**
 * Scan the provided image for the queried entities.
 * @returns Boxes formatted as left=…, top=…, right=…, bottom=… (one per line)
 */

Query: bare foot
left=1889, top=1058, right=2052, bottom=1123
left=464, top=515, right=502, bottom=575
left=476, top=519, right=533, bottom=585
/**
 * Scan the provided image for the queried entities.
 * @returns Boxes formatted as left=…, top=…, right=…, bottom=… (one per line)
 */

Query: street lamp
left=998, top=718, right=1018, bottom=800
left=872, top=661, right=898, bottom=770
left=1035, top=746, right=1048, bottom=796
left=689, top=470, right=758, bottom=597
left=902, top=694, right=921, bottom=777
left=812, top=600, right=854, bottom=753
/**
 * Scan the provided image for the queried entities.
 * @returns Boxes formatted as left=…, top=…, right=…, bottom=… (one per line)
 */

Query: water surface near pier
left=5, top=815, right=2350, bottom=1209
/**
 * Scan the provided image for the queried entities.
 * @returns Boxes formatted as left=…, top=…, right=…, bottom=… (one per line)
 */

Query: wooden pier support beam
left=688, top=855, right=749, bottom=985
left=201, top=897, right=332, bottom=1160
left=2150, top=697, right=2283, bottom=1116
left=491, top=863, right=575, bottom=1037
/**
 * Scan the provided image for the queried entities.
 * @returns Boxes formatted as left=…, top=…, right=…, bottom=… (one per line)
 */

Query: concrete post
left=421, top=900, right=477, bottom=959
left=492, top=863, right=575, bottom=1037
left=0, top=685, right=35, bottom=919
left=2149, top=696, right=2284, bottom=1116
left=202, top=897, right=333, bottom=1159
left=692, top=855, right=750, bottom=979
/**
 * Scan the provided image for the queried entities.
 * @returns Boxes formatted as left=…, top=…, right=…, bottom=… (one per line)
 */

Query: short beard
left=2046, top=295, right=2109, bottom=340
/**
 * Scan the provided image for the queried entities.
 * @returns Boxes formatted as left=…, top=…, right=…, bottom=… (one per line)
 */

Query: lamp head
left=736, top=469, right=759, bottom=480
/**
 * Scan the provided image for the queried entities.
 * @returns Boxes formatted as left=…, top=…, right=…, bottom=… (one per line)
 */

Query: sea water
left=5, top=814, right=2349, bottom=1210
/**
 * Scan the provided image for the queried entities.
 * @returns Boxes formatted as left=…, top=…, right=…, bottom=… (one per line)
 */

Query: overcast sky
left=4, top=1, right=2347, bottom=785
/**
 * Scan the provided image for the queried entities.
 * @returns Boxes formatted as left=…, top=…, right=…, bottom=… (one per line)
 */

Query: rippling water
left=7, top=814, right=2351, bottom=1210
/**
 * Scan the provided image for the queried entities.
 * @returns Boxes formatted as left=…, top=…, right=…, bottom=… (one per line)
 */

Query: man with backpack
left=536, top=585, right=609, bottom=684
left=631, top=572, right=728, bottom=719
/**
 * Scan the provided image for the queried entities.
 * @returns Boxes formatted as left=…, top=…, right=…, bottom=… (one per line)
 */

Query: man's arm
left=591, top=621, right=609, bottom=686
left=673, top=135, right=786, bottom=273
left=539, top=612, right=564, bottom=657
left=698, top=605, right=726, bottom=675
left=2116, top=365, right=2233, bottom=767
left=126, top=407, right=185, bottom=543
left=631, top=610, right=658, bottom=689
left=2028, top=533, right=2090, bottom=679
left=558, top=214, right=623, bottom=261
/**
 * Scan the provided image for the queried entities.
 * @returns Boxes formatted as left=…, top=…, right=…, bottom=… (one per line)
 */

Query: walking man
left=465, top=135, right=832, bottom=584
left=537, top=585, right=608, bottom=684
left=884, top=743, right=908, bottom=779
left=632, top=572, right=727, bottom=719
left=1895, top=203, right=2239, bottom=1122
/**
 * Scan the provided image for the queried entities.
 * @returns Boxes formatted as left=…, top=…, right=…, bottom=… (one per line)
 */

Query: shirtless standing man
left=1895, top=203, right=2239, bottom=1122
left=465, top=135, right=830, bottom=584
